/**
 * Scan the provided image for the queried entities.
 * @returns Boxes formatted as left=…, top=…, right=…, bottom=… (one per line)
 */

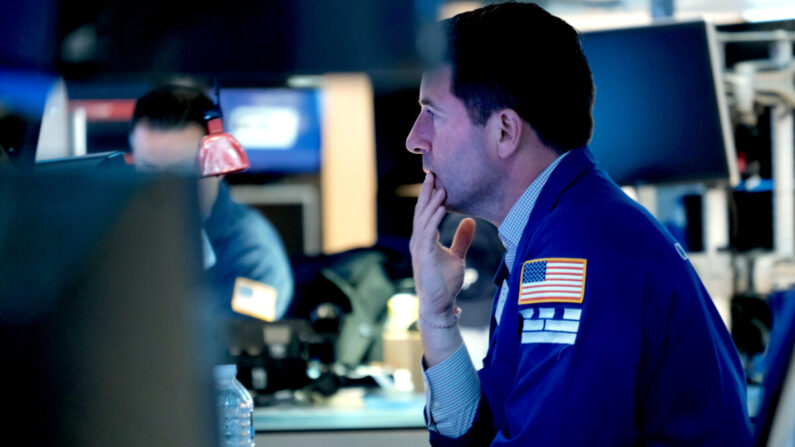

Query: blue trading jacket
left=430, top=147, right=752, bottom=446
left=204, top=181, right=294, bottom=319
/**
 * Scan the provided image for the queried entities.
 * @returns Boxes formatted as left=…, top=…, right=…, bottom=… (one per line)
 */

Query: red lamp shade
left=198, top=118, right=250, bottom=177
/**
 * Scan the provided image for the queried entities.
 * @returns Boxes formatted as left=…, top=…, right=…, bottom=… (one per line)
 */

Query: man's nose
left=406, top=116, right=429, bottom=154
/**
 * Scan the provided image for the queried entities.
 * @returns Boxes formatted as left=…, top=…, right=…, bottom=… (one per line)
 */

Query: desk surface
left=255, top=429, right=429, bottom=447
left=254, top=389, right=426, bottom=432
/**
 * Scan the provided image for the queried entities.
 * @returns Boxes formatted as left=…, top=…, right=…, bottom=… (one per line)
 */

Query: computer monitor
left=581, top=20, right=739, bottom=187
left=219, top=88, right=322, bottom=174
left=230, top=183, right=322, bottom=257
left=34, top=150, right=128, bottom=171
left=0, top=168, right=220, bottom=446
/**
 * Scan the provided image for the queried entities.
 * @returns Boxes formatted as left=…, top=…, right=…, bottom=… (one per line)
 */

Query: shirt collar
left=498, top=151, right=569, bottom=254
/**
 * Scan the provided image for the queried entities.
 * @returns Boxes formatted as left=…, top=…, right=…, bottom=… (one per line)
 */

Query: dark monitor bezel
left=582, top=19, right=739, bottom=188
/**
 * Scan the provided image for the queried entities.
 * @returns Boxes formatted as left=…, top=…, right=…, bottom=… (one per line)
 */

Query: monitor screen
left=581, top=20, right=738, bottom=186
left=219, top=88, right=322, bottom=174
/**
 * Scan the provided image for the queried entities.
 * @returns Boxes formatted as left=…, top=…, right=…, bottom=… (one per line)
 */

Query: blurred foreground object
left=0, top=167, right=219, bottom=446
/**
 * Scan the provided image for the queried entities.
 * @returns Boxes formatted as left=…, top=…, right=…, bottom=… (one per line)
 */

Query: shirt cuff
left=422, top=342, right=481, bottom=438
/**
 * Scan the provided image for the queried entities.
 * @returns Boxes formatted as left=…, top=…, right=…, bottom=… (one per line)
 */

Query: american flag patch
left=518, top=258, right=587, bottom=305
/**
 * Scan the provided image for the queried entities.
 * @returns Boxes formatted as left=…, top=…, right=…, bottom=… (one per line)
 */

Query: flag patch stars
left=518, top=258, right=586, bottom=305
left=520, top=307, right=582, bottom=345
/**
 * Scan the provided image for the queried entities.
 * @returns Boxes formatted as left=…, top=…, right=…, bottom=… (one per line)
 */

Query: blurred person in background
left=130, top=84, right=293, bottom=320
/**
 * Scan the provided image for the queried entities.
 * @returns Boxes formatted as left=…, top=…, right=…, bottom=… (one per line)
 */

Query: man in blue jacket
left=406, top=3, right=751, bottom=445
left=131, top=85, right=294, bottom=320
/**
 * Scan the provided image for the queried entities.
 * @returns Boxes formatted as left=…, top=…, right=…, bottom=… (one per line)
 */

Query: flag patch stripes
left=518, top=258, right=586, bottom=305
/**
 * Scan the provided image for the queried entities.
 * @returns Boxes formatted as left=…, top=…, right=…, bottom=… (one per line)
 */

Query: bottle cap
left=213, top=364, right=237, bottom=381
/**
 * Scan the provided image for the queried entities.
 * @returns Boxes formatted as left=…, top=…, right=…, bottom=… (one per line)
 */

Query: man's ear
left=493, top=108, right=523, bottom=159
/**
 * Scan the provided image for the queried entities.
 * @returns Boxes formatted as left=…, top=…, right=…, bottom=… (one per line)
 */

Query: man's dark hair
left=131, top=85, right=215, bottom=133
left=443, top=2, right=594, bottom=153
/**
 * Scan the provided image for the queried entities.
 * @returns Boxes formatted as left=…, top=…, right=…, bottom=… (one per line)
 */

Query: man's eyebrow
left=419, top=97, right=438, bottom=108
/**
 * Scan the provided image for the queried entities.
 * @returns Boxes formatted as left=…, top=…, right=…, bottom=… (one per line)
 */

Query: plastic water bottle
left=214, top=364, right=255, bottom=447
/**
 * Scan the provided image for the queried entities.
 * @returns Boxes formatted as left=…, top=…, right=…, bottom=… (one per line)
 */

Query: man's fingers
left=450, top=217, right=476, bottom=259
left=411, top=204, right=447, bottom=258
left=428, top=205, right=446, bottom=237
left=414, top=183, right=446, bottom=232
left=419, top=188, right=445, bottom=226
left=416, top=172, right=435, bottom=208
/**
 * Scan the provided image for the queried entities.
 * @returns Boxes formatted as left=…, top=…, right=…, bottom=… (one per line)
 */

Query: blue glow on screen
left=0, top=70, right=57, bottom=119
left=219, top=88, right=322, bottom=174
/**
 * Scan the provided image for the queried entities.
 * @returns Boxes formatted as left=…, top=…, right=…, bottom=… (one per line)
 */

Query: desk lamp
left=199, top=83, right=250, bottom=177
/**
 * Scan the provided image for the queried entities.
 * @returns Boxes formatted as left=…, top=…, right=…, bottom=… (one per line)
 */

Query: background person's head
left=130, top=84, right=221, bottom=217
left=441, top=2, right=595, bottom=153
